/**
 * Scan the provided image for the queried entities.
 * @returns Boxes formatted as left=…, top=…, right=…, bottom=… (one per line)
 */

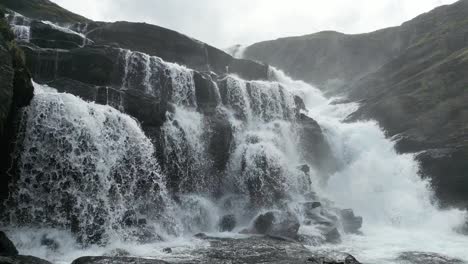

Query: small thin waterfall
left=11, top=25, right=30, bottom=42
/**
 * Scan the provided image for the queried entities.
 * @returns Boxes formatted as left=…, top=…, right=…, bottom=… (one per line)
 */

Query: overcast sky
left=51, top=0, right=457, bottom=48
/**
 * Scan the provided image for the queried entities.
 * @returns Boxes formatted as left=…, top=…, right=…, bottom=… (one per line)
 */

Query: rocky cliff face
left=0, top=8, right=34, bottom=203
left=244, top=0, right=468, bottom=208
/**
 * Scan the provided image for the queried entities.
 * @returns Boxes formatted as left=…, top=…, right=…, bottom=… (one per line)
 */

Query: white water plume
left=270, top=67, right=468, bottom=262
left=3, top=83, right=179, bottom=244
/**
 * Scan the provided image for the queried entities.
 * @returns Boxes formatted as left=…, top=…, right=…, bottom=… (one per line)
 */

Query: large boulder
left=252, top=211, right=300, bottom=240
left=340, top=209, right=363, bottom=234
left=0, top=232, right=18, bottom=256
left=218, top=214, right=236, bottom=232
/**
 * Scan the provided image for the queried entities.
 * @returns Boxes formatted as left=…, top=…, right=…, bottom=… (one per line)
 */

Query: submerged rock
left=0, top=231, right=18, bottom=256
left=339, top=209, right=363, bottom=234
left=40, top=235, right=59, bottom=251
left=218, top=214, right=236, bottom=232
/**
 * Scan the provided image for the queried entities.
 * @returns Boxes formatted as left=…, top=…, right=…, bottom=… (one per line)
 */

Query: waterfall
left=6, top=11, right=31, bottom=42
left=270, top=67, right=468, bottom=263
left=3, top=83, right=180, bottom=244
left=2, top=31, right=467, bottom=261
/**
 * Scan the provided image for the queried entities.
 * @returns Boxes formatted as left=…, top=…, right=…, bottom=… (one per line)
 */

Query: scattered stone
left=162, top=247, right=172, bottom=254
left=0, top=231, right=18, bottom=256
left=218, top=214, right=236, bottom=232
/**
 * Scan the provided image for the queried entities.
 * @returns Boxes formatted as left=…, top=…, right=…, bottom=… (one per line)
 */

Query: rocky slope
left=244, top=0, right=468, bottom=208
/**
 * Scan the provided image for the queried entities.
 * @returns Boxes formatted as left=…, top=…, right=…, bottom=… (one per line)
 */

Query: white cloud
left=51, top=0, right=458, bottom=48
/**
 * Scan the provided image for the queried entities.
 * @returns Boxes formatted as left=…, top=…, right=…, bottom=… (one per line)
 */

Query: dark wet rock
left=324, top=228, right=341, bottom=244
left=104, top=249, right=130, bottom=257
left=307, top=254, right=361, bottom=264
left=416, top=148, right=468, bottom=208
left=85, top=21, right=268, bottom=80
left=207, top=110, right=234, bottom=173
left=339, top=209, right=363, bottom=234
left=162, top=247, right=172, bottom=254
left=0, top=232, right=18, bottom=256
left=30, top=21, right=84, bottom=49
left=0, top=256, right=52, bottom=264
left=188, top=236, right=312, bottom=264
left=218, top=214, right=236, bottom=232
left=252, top=211, right=300, bottom=240
left=40, top=235, right=59, bottom=251
left=0, top=17, right=34, bottom=205
left=71, top=256, right=169, bottom=264
left=194, top=72, right=219, bottom=114
left=254, top=212, right=276, bottom=234
left=297, top=113, right=336, bottom=179
left=194, top=233, right=208, bottom=239
left=298, top=164, right=310, bottom=174
left=397, top=251, right=464, bottom=264
left=303, top=201, right=322, bottom=211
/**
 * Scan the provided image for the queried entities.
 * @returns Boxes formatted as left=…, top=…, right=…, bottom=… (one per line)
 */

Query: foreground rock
left=72, top=257, right=169, bottom=264
left=187, top=235, right=359, bottom=264
left=0, top=231, right=18, bottom=256
left=0, top=256, right=52, bottom=264
left=397, top=252, right=464, bottom=264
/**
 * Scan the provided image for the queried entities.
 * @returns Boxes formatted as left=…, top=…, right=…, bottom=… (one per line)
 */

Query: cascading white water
left=270, top=68, right=468, bottom=263
left=11, top=25, right=30, bottom=42
left=3, top=83, right=180, bottom=245
left=3, top=17, right=467, bottom=261
left=6, top=11, right=31, bottom=42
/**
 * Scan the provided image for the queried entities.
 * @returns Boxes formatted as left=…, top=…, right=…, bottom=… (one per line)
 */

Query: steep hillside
left=244, top=0, right=468, bottom=89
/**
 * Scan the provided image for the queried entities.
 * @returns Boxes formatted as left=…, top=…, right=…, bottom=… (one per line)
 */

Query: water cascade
left=1, top=17, right=467, bottom=262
